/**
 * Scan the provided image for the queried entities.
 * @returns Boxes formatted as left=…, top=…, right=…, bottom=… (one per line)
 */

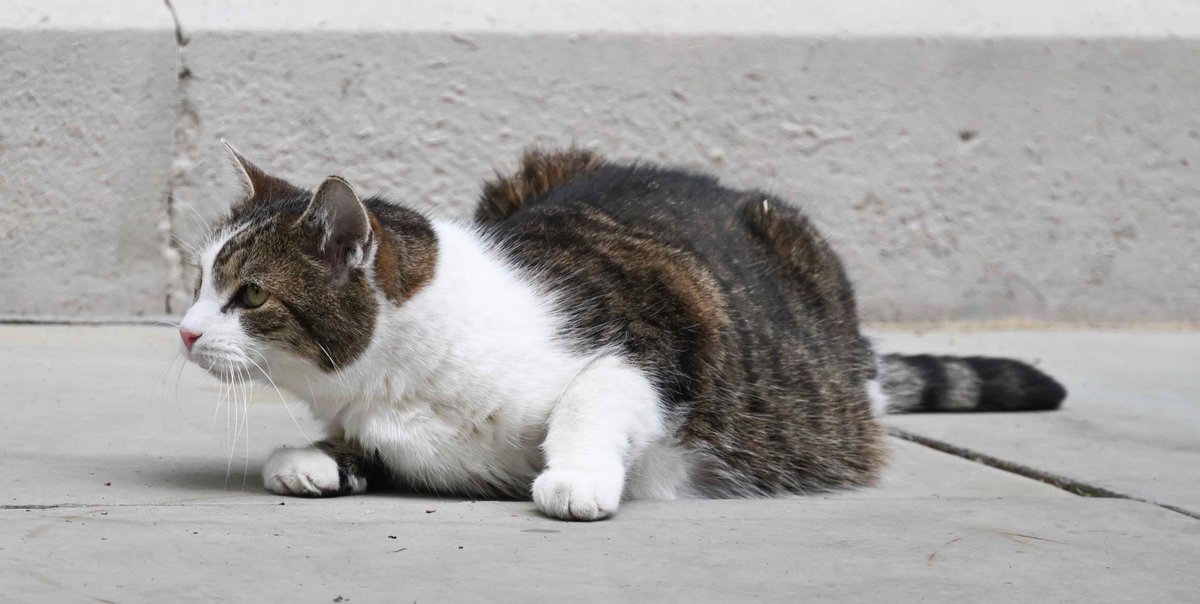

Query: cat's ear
left=221, top=140, right=302, bottom=201
left=300, top=176, right=373, bottom=280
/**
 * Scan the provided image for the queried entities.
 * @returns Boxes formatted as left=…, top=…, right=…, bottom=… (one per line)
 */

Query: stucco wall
left=0, top=25, right=176, bottom=318
left=2, top=1, right=1197, bottom=323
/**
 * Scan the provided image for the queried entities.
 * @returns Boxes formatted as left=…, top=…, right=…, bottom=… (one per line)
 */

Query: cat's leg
left=263, top=437, right=376, bottom=497
left=533, top=355, right=665, bottom=521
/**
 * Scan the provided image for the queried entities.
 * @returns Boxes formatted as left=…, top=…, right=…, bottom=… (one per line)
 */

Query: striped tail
left=875, top=354, right=1066, bottom=413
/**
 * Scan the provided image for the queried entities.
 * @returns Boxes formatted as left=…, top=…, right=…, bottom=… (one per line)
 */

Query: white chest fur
left=271, top=220, right=595, bottom=495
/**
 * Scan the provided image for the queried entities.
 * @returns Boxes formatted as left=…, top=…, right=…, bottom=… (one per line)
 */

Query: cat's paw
left=263, top=446, right=362, bottom=497
left=532, top=468, right=622, bottom=521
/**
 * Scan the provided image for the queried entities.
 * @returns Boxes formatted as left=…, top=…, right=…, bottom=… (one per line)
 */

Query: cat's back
left=476, top=150, right=744, bottom=247
left=475, top=149, right=867, bottom=387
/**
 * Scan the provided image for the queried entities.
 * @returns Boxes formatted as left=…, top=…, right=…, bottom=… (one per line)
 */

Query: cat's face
left=179, top=146, right=379, bottom=384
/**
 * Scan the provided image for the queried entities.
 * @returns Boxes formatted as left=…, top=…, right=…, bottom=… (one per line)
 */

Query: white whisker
left=175, top=198, right=214, bottom=239
left=243, top=352, right=312, bottom=443
left=226, top=363, right=252, bottom=490
left=172, top=354, right=188, bottom=410
left=156, top=353, right=183, bottom=411
left=315, top=341, right=350, bottom=390
left=172, top=234, right=202, bottom=259
left=241, top=365, right=251, bottom=490
left=210, top=359, right=227, bottom=427
left=224, top=366, right=238, bottom=487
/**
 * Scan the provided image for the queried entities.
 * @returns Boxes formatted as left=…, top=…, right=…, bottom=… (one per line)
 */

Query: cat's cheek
left=180, top=302, right=255, bottom=371
left=239, top=305, right=309, bottom=363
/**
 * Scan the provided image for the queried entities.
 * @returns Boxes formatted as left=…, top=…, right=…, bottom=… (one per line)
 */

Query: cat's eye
left=239, top=284, right=269, bottom=309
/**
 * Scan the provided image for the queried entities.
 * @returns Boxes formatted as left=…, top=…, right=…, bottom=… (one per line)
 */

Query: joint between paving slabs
left=889, top=427, right=1200, bottom=521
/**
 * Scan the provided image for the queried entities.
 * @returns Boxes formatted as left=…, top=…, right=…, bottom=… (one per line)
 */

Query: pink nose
left=180, top=328, right=202, bottom=351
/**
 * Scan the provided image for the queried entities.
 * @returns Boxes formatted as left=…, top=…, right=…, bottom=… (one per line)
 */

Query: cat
left=178, top=143, right=1066, bottom=520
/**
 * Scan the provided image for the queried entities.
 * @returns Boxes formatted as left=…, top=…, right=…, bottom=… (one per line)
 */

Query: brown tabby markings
left=476, top=147, right=604, bottom=223
left=480, top=150, right=887, bottom=495
left=363, top=201, right=438, bottom=305
left=314, top=437, right=384, bottom=495
left=203, top=166, right=437, bottom=372
left=215, top=212, right=379, bottom=371
left=370, top=215, right=407, bottom=303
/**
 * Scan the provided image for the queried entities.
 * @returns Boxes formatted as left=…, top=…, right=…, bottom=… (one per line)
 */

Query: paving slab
left=2, top=325, right=1195, bottom=601
left=2, top=498, right=1197, bottom=602
left=0, top=325, right=321, bottom=507
left=875, top=329, right=1200, bottom=516
left=857, top=438, right=1068, bottom=500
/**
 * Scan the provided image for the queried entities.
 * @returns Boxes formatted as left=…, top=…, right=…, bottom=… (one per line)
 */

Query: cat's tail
left=872, top=354, right=1066, bottom=414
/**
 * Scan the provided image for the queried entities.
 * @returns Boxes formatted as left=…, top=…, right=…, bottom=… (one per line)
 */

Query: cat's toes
left=263, top=446, right=353, bottom=497
left=532, top=468, right=622, bottom=521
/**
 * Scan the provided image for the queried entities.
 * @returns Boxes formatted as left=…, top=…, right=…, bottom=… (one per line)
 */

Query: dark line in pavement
left=0, top=317, right=175, bottom=326
left=1, top=502, right=287, bottom=510
left=890, top=428, right=1200, bottom=521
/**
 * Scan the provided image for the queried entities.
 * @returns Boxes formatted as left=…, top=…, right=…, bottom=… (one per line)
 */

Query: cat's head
left=178, top=143, right=433, bottom=385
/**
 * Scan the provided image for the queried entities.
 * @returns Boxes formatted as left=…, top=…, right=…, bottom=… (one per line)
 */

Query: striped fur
left=877, top=354, right=1067, bottom=413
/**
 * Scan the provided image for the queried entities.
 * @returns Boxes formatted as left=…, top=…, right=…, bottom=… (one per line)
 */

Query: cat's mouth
left=188, top=345, right=267, bottom=383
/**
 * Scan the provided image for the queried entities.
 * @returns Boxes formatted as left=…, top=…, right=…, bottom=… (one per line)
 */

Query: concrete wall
left=2, top=1, right=1198, bottom=324
left=0, top=11, right=176, bottom=319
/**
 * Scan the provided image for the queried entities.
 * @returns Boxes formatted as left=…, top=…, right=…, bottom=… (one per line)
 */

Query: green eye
left=240, top=284, right=269, bottom=308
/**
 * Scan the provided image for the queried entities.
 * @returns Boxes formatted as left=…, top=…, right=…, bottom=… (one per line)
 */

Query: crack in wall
left=162, top=0, right=199, bottom=315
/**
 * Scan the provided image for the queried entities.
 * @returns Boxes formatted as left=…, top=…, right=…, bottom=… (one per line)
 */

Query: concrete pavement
left=876, top=329, right=1200, bottom=517
left=1, top=325, right=1198, bottom=601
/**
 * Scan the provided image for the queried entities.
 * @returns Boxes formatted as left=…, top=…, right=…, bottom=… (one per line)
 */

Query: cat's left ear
left=301, top=176, right=373, bottom=280
left=222, top=140, right=302, bottom=202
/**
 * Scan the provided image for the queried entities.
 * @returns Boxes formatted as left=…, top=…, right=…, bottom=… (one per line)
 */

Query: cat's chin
left=190, top=356, right=240, bottom=380
left=187, top=347, right=262, bottom=383
left=189, top=344, right=313, bottom=395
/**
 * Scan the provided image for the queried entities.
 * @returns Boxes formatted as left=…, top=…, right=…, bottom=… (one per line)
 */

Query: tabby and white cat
left=179, top=144, right=1065, bottom=520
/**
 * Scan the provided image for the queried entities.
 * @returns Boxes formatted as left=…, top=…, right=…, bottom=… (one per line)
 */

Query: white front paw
left=532, top=468, right=623, bottom=521
left=263, top=447, right=344, bottom=497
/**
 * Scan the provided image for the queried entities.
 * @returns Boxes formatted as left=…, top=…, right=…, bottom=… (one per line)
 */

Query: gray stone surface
left=164, top=21, right=1200, bottom=323
left=859, top=438, right=1069, bottom=500
left=5, top=499, right=1198, bottom=602
left=3, top=325, right=1198, bottom=601
left=877, top=329, right=1200, bottom=516
left=0, top=324, right=318, bottom=507
left=0, top=18, right=177, bottom=318
left=2, top=1, right=1198, bottom=323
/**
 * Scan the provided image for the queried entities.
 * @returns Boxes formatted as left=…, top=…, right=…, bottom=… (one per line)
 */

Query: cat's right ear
left=221, top=140, right=302, bottom=202
left=299, top=176, right=373, bottom=283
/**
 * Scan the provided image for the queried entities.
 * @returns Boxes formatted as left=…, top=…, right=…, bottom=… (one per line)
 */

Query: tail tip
left=971, top=356, right=1067, bottom=411
left=1019, top=365, right=1068, bottom=410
